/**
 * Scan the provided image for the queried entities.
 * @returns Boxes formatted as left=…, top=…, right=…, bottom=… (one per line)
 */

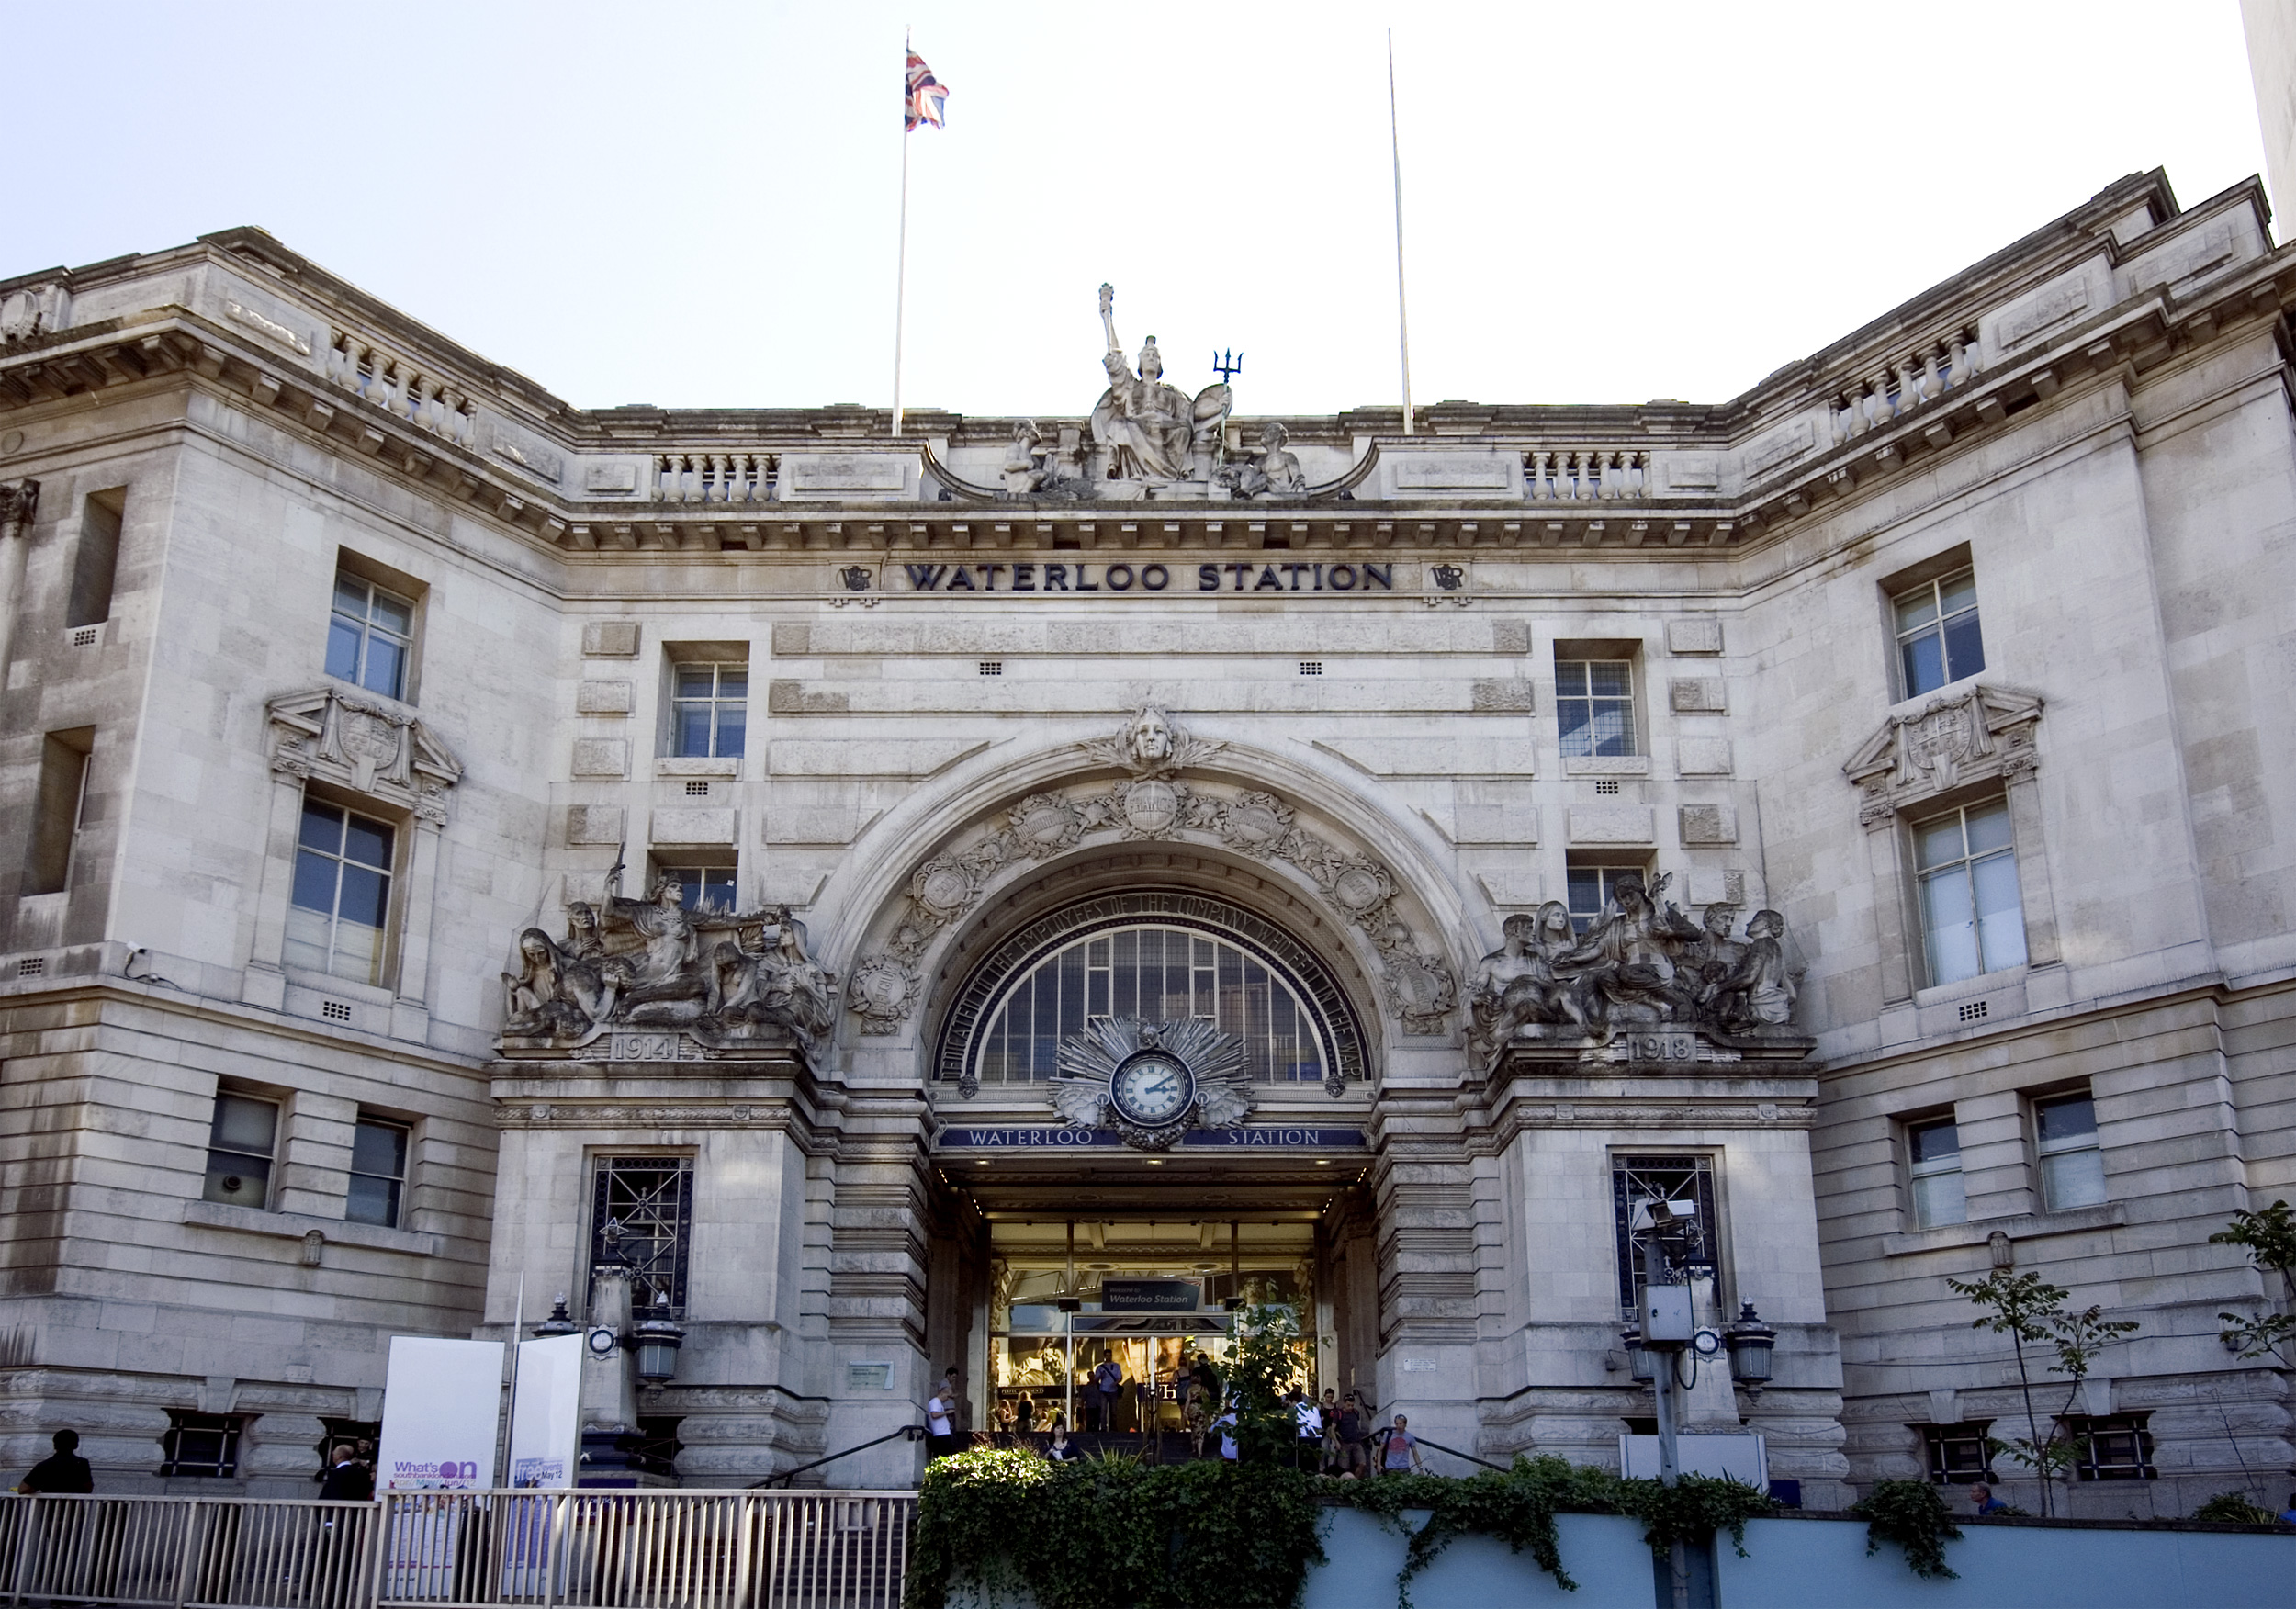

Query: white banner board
left=507, top=1333, right=583, bottom=1489
left=377, top=1336, right=504, bottom=1491
left=1619, top=1432, right=1769, bottom=1487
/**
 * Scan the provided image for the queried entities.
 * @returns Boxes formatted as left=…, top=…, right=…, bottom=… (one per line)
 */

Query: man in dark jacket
left=15, top=1429, right=92, bottom=1494
left=317, top=1444, right=374, bottom=1502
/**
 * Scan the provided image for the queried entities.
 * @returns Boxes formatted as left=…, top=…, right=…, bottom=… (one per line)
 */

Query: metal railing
left=0, top=1491, right=916, bottom=1609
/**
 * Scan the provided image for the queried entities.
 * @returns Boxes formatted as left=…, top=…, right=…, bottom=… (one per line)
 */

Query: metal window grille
left=160, top=1411, right=247, bottom=1478
left=2063, top=1413, right=2155, bottom=1480
left=1958, top=1000, right=1988, bottom=1022
left=978, top=660, right=1003, bottom=676
left=1612, top=1154, right=1718, bottom=1313
left=1593, top=778, right=1621, bottom=795
left=1919, top=1422, right=1996, bottom=1483
left=1299, top=660, right=1322, bottom=676
left=69, top=625, right=98, bottom=647
left=17, top=957, right=43, bottom=977
left=684, top=780, right=710, bottom=797
left=591, top=1156, right=695, bottom=1315
left=321, top=1000, right=352, bottom=1022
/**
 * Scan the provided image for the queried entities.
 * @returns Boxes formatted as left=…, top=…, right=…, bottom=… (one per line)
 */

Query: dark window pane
left=717, top=670, right=748, bottom=698
left=337, top=864, right=390, bottom=929
left=674, top=668, right=715, bottom=699
left=1902, top=632, right=1945, bottom=696
left=343, top=815, right=394, bottom=870
left=211, top=1095, right=278, bottom=1153
left=334, top=576, right=370, bottom=615
left=363, top=636, right=404, bottom=698
left=1587, top=662, right=1631, bottom=698
left=2037, top=1097, right=2096, bottom=1144
left=204, top=1151, right=271, bottom=1208
left=352, top=1120, right=407, bottom=1179
left=1910, top=1121, right=1960, bottom=1165
left=368, top=590, right=413, bottom=636
left=345, top=1174, right=400, bottom=1227
left=1559, top=704, right=1593, bottom=754
left=1554, top=662, right=1589, bottom=697
left=1942, top=612, right=1985, bottom=682
left=675, top=705, right=712, bottom=757
left=325, top=619, right=363, bottom=681
left=299, top=801, right=345, bottom=853
left=290, top=850, right=340, bottom=915
left=715, top=708, right=746, bottom=759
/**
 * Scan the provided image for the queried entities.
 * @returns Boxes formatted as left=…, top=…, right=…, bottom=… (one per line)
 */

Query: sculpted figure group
left=502, top=865, right=838, bottom=1054
left=1472, top=872, right=1797, bottom=1058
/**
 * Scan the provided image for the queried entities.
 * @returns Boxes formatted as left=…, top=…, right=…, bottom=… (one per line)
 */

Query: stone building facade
left=0, top=166, right=2290, bottom=1514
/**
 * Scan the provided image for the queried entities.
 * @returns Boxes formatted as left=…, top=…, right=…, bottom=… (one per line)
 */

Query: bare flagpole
left=1387, top=28, right=1413, bottom=435
left=892, top=26, right=913, bottom=437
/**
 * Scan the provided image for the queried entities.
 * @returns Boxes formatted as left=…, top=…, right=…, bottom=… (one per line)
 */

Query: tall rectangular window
left=326, top=572, right=416, bottom=701
left=68, top=488, right=124, bottom=630
left=1895, top=568, right=1984, bottom=697
left=591, top=1155, right=694, bottom=1315
left=284, top=799, right=396, bottom=985
left=658, top=865, right=737, bottom=914
left=203, top=1092, right=279, bottom=1210
left=24, top=729, right=93, bottom=896
left=1611, top=1155, right=1718, bottom=1314
left=1914, top=800, right=2026, bottom=985
left=1556, top=660, right=1637, bottom=758
left=1567, top=865, right=1645, bottom=936
left=670, top=663, right=747, bottom=759
left=2035, top=1092, right=2107, bottom=1210
left=347, top=1116, right=410, bottom=1228
left=1908, top=1117, right=1967, bottom=1228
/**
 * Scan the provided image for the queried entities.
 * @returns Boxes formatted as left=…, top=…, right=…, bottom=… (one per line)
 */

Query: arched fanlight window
left=937, top=891, right=1366, bottom=1092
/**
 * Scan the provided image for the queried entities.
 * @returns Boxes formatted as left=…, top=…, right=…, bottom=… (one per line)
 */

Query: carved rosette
left=849, top=763, right=1457, bottom=1038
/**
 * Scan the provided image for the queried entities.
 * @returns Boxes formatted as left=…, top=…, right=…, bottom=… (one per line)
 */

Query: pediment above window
left=267, top=686, right=462, bottom=823
left=1842, top=682, right=2042, bottom=824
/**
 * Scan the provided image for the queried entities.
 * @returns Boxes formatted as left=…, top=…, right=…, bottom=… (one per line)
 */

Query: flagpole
left=1387, top=27, right=1413, bottom=436
left=892, top=27, right=912, bottom=438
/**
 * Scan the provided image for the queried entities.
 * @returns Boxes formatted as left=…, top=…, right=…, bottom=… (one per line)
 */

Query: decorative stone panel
left=578, top=680, right=634, bottom=714
left=1676, top=737, right=1733, bottom=776
left=1566, top=805, right=1655, bottom=845
left=567, top=805, right=625, bottom=846
left=1669, top=678, right=1727, bottom=714
left=581, top=621, right=641, bottom=658
left=650, top=807, right=737, bottom=846
left=1470, top=680, right=1534, bottom=713
left=571, top=738, right=628, bottom=778
left=1678, top=804, right=1739, bottom=845
left=1665, top=617, right=1723, bottom=656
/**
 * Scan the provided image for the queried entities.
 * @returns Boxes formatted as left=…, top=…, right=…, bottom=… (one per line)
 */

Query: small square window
left=326, top=573, right=417, bottom=702
left=2062, top=1413, right=2154, bottom=1480
left=1557, top=659, right=1637, bottom=759
left=203, top=1092, right=277, bottom=1210
left=161, top=1411, right=247, bottom=1478
left=659, top=866, right=737, bottom=914
left=2035, top=1092, right=2107, bottom=1211
left=1894, top=568, right=1985, bottom=698
left=348, top=1116, right=409, bottom=1229
left=1567, top=866, right=1646, bottom=936
left=1908, top=1117, right=1966, bottom=1228
left=1918, top=1422, right=1996, bottom=1484
left=670, top=662, right=747, bottom=759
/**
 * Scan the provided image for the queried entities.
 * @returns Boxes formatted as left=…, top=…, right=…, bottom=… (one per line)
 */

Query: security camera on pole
left=1624, top=1198, right=1699, bottom=1609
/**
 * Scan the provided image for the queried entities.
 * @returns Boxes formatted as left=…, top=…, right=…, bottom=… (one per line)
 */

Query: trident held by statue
left=1212, top=350, right=1243, bottom=385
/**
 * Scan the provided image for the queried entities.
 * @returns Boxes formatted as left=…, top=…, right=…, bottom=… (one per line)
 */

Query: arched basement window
left=936, top=890, right=1366, bottom=1092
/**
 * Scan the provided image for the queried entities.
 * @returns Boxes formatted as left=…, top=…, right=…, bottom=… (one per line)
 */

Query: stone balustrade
left=324, top=329, right=477, bottom=448
left=1828, top=325, right=1981, bottom=444
left=1523, top=447, right=1649, bottom=501
left=655, top=452, right=778, bottom=503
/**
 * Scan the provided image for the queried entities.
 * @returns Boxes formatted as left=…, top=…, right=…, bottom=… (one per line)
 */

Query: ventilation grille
left=321, top=1000, right=353, bottom=1023
left=17, top=957, right=45, bottom=978
left=1594, top=779, right=1621, bottom=795
left=684, top=781, right=710, bottom=797
left=1958, top=1000, right=1989, bottom=1023
left=978, top=660, right=1002, bottom=676
left=69, top=626, right=99, bottom=648
left=1299, top=660, right=1323, bottom=677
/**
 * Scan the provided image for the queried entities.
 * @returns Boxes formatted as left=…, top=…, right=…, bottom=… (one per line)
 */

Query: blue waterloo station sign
left=936, top=1125, right=1368, bottom=1151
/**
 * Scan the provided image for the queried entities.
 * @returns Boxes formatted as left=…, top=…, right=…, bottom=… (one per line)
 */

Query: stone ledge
left=1881, top=1200, right=2125, bottom=1258
left=178, top=1198, right=441, bottom=1257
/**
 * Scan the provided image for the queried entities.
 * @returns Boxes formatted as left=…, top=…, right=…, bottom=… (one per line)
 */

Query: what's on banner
left=376, top=1336, right=504, bottom=1492
left=507, top=1333, right=583, bottom=1490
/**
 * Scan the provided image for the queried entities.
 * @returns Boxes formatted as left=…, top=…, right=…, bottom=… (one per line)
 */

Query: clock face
left=1109, top=1052, right=1194, bottom=1127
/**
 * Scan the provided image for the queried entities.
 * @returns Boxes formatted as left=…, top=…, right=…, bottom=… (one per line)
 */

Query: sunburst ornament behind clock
left=1052, top=1018, right=1252, bottom=1151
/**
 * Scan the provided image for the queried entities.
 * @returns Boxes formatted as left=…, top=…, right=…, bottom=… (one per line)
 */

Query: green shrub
left=1850, top=1480, right=1963, bottom=1579
left=2192, top=1492, right=2278, bottom=1525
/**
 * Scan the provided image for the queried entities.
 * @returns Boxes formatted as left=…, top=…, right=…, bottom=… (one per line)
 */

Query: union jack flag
left=905, top=50, right=949, bottom=131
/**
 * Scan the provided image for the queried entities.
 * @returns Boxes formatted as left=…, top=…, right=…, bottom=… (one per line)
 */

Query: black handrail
left=747, top=1425, right=926, bottom=1489
left=1367, top=1427, right=1511, bottom=1474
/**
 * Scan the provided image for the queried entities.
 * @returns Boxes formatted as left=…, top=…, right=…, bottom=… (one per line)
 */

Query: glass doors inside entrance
left=985, top=1215, right=1318, bottom=1438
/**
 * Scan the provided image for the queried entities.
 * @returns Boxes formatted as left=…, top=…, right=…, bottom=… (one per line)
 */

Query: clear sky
left=5, top=2, right=2270, bottom=419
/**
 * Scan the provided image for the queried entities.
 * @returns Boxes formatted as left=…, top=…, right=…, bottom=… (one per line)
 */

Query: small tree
left=1222, top=1302, right=1312, bottom=1464
left=2212, top=1200, right=2296, bottom=1368
left=1946, top=1270, right=2137, bottom=1518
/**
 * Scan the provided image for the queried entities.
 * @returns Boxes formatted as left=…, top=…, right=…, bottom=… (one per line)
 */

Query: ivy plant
left=1851, top=1479, right=1963, bottom=1578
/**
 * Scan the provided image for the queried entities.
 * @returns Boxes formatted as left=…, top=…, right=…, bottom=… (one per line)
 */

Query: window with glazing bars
left=348, top=1116, right=409, bottom=1228
left=2062, top=1413, right=2154, bottom=1480
left=659, top=866, right=737, bottom=914
left=284, top=800, right=395, bottom=985
left=1914, top=800, right=2025, bottom=985
left=670, top=663, right=747, bottom=759
left=1919, top=1422, right=1996, bottom=1483
left=1612, top=1154, right=1718, bottom=1314
left=1894, top=568, right=1984, bottom=698
left=202, top=1092, right=278, bottom=1210
left=2035, top=1092, right=2107, bottom=1211
left=161, top=1412, right=246, bottom=1478
left=591, top=1156, right=694, bottom=1315
left=1566, top=866, right=1646, bottom=936
left=972, top=925, right=1328, bottom=1086
left=326, top=574, right=416, bottom=701
left=1556, top=659, right=1636, bottom=758
left=1908, top=1117, right=1967, bottom=1228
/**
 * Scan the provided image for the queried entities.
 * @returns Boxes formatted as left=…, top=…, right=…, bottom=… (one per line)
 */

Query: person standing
left=1291, top=1390, right=1323, bottom=1471
left=14, top=1429, right=92, bottom=1494
left=1334, top=1394, right=1369, bottom=1478
left=1380, top=1414, right=1424, bottom=1477
left=1968, top=1481, right=2009, bottom=1516
left=1092, top=1356, right=1123, bottom=1435
left=924, top=1381, right=957, bottom=1463
left=317, top=1443, right=373, bottom=1502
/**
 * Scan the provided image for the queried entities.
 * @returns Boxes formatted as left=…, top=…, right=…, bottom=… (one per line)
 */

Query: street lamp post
left=1631, top=1199, right=1700, bottom=1609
